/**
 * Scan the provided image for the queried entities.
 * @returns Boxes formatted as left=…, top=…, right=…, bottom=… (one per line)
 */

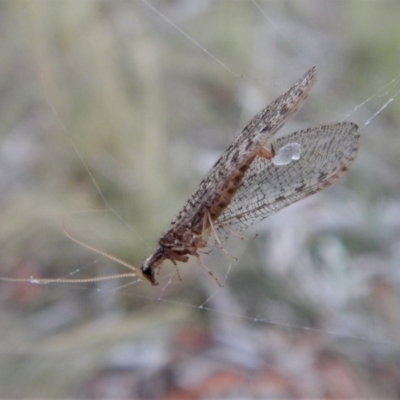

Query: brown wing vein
left=163, top=67, right=318, bottom=238
left=215, top=122, right=360, bottom=236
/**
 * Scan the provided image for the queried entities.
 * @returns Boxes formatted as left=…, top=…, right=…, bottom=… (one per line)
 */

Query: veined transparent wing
left=216, top=122, right=359, bottom=235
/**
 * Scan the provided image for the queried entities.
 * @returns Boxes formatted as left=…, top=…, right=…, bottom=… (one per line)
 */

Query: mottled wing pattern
left=216, top=122, right=359, bottom=235
left=163, top=67, right=317, bottom=236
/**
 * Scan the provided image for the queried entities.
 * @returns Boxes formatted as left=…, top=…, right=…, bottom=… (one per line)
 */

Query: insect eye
left=272, top=142, right=302, bottom=166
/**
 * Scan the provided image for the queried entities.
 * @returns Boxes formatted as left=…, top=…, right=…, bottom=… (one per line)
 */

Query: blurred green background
left=1, top=0, right=400, bottom=398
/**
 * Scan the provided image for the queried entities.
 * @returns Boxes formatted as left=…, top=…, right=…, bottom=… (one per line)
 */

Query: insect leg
left=206, top=211, right=238, bottom=261
left=195, top=255, right=223, bottom=288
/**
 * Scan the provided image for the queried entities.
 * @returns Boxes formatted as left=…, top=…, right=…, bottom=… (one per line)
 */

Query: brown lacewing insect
left=141, top=67, right=359, bottom=285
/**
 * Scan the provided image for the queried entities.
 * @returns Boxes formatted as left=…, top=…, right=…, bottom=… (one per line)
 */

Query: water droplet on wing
left=272, top=142, right=302, bottom=166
